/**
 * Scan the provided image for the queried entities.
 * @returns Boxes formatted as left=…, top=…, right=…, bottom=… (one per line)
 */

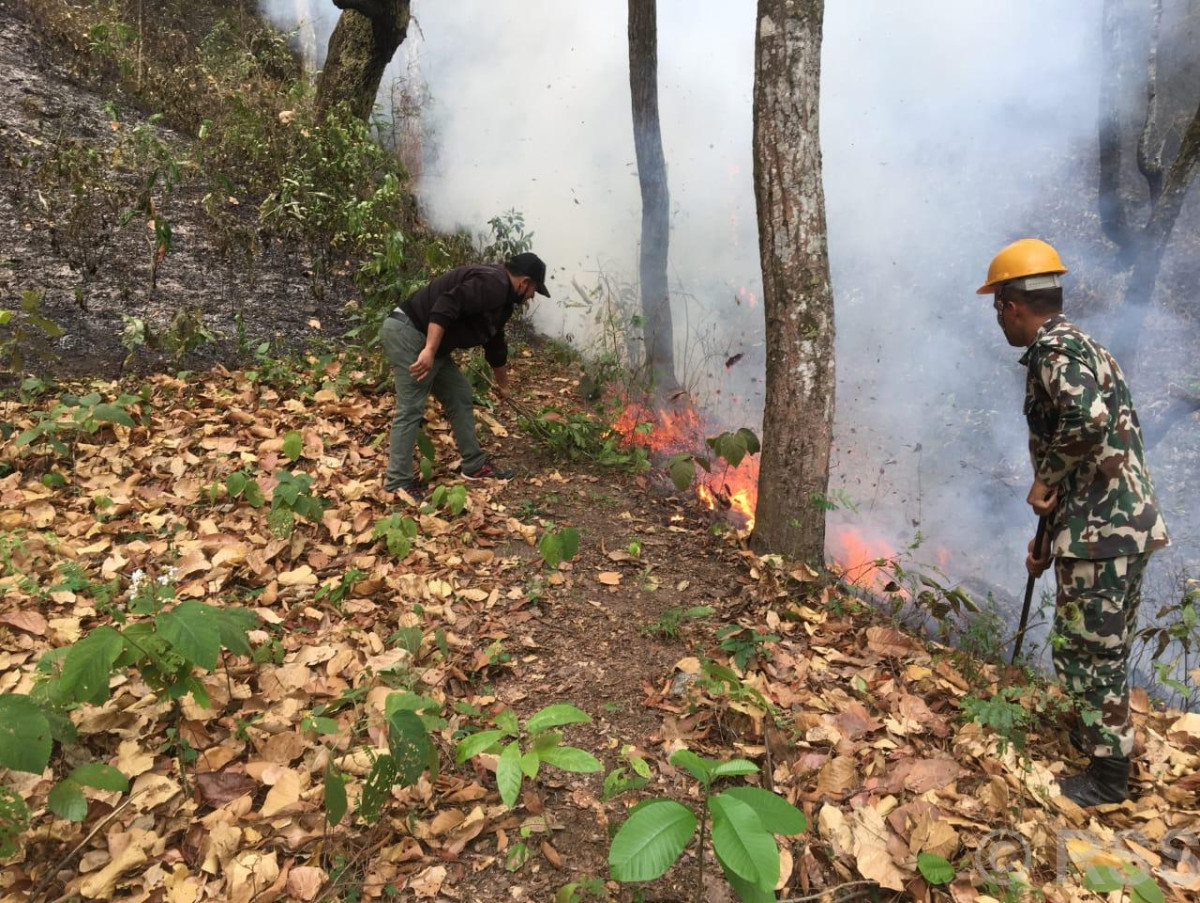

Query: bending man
left=978, top=238, right=1169, bottom=806
left=380, top=252, right=550, bottom=498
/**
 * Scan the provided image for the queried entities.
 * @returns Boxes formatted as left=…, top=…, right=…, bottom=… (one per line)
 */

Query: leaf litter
left=0, top=358, right=1197, bottom=903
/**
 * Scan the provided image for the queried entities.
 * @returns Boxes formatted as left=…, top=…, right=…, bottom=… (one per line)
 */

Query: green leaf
left=1130, top=870, right=1165, bottom=903
left=709, top=793, right=779, bottom=891
left=282, top=430, right=303, bottom=461
left=324, top=763, right=348, bottom=826
left=527, top=703, right=591, bottom=734
left=416, top=431, right=435, bottom=461
left=0, top=694, right=52, bottom=774
left=92, top=403, right=135, bottom=427
left=494, top=708, right=520, bottom=736
left=226, top=471, right=247, bottom=497
left=916, top=852, right=955, bottom=886
left=215, top=607, right=258, bottom=658
left=56, top=626, right=124, bottom=704
left=669, top=749, right=712, bottom=785
left=47, top=780, right=88, bottom=822
left=715, top=848, right=777, bottom=903
left=68, top=763, right=128, bottom=792
left=157, top=601, right=221, bottom=670
left=456, top=729, right=506, bottom=762
left=539, top=531, right=563, bottom=568
left=558, top=527, right=580, bottom=561
left=721, top=786, right=806, bottom=835
left=609, top=799, right=697, bottom=882
left=387, top=709, right=436, bottom=786
left=537, top=745, right=603, bottom=773
left=737, top=428, right=761, bottom=455
left=385, top=692, right=440, bottom=717
left=496, top=741, right=523, bottom=808
left=667, top=456, right=695, bottom=491
left=711, top=759, right=761, bottom=779
left=520, top=750, right=541, bottom=780
left=1083, top=865, right=1126, bottom=893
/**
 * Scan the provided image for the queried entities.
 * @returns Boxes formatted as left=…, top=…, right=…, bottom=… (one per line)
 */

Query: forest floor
left=2, top=348, right=1200, bottom=903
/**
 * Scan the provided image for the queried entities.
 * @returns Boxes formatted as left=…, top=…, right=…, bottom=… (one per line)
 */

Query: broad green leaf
left=538, top=745, right=603, bottom=773
left=68, top=763, right=128, bottom=792
left=57, top=626, right=124, bottom=704
left=1130, top=871, right=1165, bottom=903
left=416, top=431, right=435, bottom=461
left=738, top=428, right=761, bottom=455
left=387, top=709, right=436, bottom=786
left=608, top=799, right=696, bottom=882
left=710, top=759, right=760, bottom=779
left=669, top=749, right=712, bottom=785
left=539, top=532, right=563, bottom=568
left=916, top=852, right=955, bottom=886
left=282, top=430, right=303, bottom=461
left=709, top=793, right=779, bottom=890
left=0, top=694, right=52, bottom=774
left=520, top=750, right=541, bottom=780
left=47, top=781, right=88, bottom=822
left=456, top=729, right=506, bottom=762
left=527, top=703, right=591, bottom=734
left=721, top=786, right=806, bottom=835
left=226, top=471, right=247, bottom=496
left=92, top=403, right=135, bottom=427
left=215, top=607, right=258, bottom=657
left=157, top=601, right=221, bottom=670
left=324, top=763, right=348, bottom=826
left=494, top=708, right=520, bottom=736
left=668, top=456, right=695, bottom=491
left=558, top=527, right=579, bottom=561
left=1083, top=866, right=1126, bottom=893
left=0, top=787, right=30, bottom=859
left=385, top=692, right=440, bottom=717
left=531, top=730, right=564, bottom=753
left=715, top=848, right=777, bottom=903
left=304, top=716, right=341, bottom=735
left=496, top=741, right=523, bottom=808
left=446, top=485, right=468, bottom=515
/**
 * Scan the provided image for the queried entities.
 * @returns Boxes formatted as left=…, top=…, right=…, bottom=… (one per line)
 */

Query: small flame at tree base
left=614, top=399, right=759, bottom=530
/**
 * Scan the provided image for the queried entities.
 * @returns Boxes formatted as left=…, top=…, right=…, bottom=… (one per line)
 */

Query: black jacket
left=399, top=264, right=518, bottom=367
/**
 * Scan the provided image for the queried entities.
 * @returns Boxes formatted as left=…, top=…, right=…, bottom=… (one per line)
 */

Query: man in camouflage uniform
left=977, top=238, right=1169, bottom=806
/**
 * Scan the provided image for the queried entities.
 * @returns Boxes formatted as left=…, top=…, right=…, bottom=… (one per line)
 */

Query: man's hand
left=1026, top=531, right=1052, bottom=578
left=409, top=348, right=436, bottom=381
left=1026, top=477, right=1058, bottom=517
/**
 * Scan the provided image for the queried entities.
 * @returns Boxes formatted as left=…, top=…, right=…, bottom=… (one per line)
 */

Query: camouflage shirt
left=1021, top=315, right=1169, bottom=559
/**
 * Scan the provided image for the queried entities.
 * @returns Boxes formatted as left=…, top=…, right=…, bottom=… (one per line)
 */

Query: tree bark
left=315, top=0, right=411, bottom=123
left=749, top=0, right=835, bottom=564
left=1098, top=0, right=1140, bottom=258
left=628, top=0, right=679, bottom=397
left=1111, top=96, right=1200, bottom=364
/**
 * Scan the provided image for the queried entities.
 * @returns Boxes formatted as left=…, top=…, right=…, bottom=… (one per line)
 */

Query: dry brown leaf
left=78, top=830, right=153, bottom=899
left=0, top=610, right=47, bottom=635
left=260, top=768, right=302, bottom=817
left=815, top=755, right=858, bottom=797
left=195, top=770, right=257, bottom=808
left=851, top=805, right=908, bottom=892
left=407, top=864, right=447, bottom=899
left=277, top=565, right=318, bottom=586
left=285, top=866, right=327, bottom=901
left=597, top=571, right=622, bottom=585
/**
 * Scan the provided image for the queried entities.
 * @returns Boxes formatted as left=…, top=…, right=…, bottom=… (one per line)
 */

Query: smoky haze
left=263, top=1, right=1197, bottom=670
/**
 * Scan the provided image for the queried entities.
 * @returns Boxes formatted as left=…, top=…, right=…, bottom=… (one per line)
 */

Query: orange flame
left=614, top=400, right=759, bottom=530
left=827, top=525, right=897, bottom=590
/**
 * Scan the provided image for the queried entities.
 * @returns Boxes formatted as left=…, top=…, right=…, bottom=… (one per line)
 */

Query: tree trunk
left=628, top=0, right=680, bottom=398
left=1098, top=0, right=1140, bottom=258
left=1111, top=96, right=1200, bottom=364
left=749, top=0, right=835, bottom=564
left=316, top=0, right=411, bottom=123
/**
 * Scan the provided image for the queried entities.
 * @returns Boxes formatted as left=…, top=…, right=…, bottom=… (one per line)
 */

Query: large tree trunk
left=628, top=0, right=680, bottom=397
left=316, top=0, right=411, bottom=122
left=1098, top=0, right=1140, bottom=259
left=749, top=0, right=835, bottom=563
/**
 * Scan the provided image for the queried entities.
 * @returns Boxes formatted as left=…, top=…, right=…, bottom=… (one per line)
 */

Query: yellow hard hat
left=976, top=238, right=1068, bottom=294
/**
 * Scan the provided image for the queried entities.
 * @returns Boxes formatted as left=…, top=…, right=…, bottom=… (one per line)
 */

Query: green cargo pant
left=1052, top=553, right=1151, bottom=759
left=380, top=315, right=487, bottom=490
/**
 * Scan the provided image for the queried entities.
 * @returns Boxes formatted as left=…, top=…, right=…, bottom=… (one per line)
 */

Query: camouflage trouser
left=1052, top=553, right=1151, bottom=759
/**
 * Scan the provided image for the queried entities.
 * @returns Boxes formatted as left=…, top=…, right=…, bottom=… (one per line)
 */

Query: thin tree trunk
left=1098, top=0, right=1139, bottom=258
left=1112, top=96, right=1200, bottom=364
left=628, top=0, right=679, bottom=398
left=316, top=0, right=411, bottom=123
left=749, top=0, right=835, bottom=564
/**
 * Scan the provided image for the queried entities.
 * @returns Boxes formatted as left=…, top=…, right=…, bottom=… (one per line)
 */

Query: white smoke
left=261, top=2, right=1198, bottom=665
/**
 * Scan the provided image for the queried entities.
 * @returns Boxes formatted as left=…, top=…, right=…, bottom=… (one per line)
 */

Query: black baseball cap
left=506, top=252, right=550, bottom=297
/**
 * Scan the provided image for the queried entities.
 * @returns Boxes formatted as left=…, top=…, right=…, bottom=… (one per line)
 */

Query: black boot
left=1058, top=756, right=1130, bottom=806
